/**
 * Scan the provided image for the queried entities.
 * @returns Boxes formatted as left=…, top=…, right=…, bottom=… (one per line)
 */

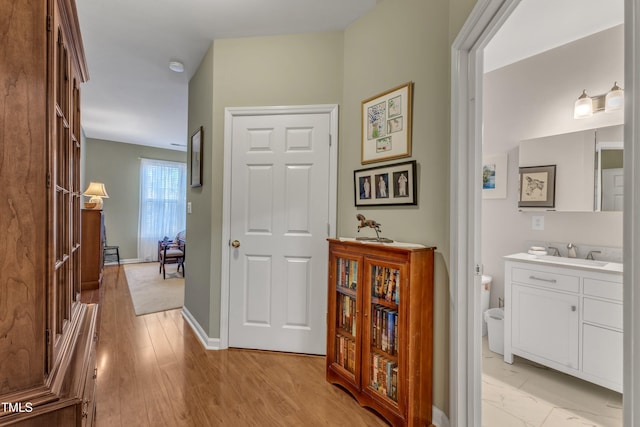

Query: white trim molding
left=451, top=0, right=640, bottom=426
left=624, top=0, right=640, bottom=424
left=182, top=307, right=221, bottom=350
left=220, top=104, right=339, bottom=350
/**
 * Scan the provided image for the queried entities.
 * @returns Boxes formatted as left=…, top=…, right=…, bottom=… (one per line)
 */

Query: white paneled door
left=228, top=110, right=333, bottom=355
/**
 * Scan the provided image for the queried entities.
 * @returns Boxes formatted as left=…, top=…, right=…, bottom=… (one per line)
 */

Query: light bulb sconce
left=574, top=82, right=624, bottom=119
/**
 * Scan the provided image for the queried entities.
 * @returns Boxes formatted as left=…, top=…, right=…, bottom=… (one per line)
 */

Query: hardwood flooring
left=87, top=265, right=389, bottom=426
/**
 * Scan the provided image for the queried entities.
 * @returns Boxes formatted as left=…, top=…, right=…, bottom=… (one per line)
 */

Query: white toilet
left=481, top=275, right=492, bottom=336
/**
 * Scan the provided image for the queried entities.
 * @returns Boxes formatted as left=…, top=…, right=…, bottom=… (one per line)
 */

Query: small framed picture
left=354, top=160, right=417, bottom=206
left=518, top=165, right=556, bottom=208
left=361, top=82, right=413, bottom=164
left=483, top=153, right=508, bottom=199
left=190, top=126, right=203, bottom=187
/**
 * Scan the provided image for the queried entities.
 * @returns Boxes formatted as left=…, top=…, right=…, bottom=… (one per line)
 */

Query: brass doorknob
left=231, top=240, right=241, bottom=248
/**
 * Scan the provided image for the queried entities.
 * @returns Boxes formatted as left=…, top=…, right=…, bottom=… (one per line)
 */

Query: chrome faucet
left=547, top=246, right=561, bottom=256
left=586, top=250, right=601, bottom=260
left=567, top=243, right=577, bottom=258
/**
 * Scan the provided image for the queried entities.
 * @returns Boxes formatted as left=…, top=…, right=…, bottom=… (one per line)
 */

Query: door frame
left=219, top=104, right=339, bottom=350
left=450, top=1, right=640, bottom=426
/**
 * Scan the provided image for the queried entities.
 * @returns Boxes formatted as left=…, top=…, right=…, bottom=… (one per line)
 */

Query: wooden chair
left=158, top=237, right=185, bottom=279
left=102, top=225, right=120, bottom=265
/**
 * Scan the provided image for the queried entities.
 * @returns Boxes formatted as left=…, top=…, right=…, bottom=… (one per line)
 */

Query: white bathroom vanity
left=504, top=253, right=623, bottom=393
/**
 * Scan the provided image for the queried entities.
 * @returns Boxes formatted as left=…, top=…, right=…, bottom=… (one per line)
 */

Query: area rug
left=124, top=262, right=184, bottom=316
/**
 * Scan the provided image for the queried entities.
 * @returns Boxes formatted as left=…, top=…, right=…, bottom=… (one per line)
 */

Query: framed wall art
left=354, top=160, right=417, bottom=206
left=482, top=153, right=508, bottom=199
left=190, top=126, right=203, bottom=187
left=518, top=165, right=556, bottom=208
left=361, top=82, right=413, bottom=164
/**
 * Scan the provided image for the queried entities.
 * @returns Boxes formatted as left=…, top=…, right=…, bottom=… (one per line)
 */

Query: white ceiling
left=76, top=0, right=377, bottom=151
left=484, top=0, right=624, bottom=72
left=76, top=0, right=624, bottom=152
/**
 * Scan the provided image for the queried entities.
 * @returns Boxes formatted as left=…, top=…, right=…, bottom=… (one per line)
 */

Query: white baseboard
left=104, top=258, right=144, bottom=266
left=181, top=307, right=221, bottom=350
left=432, top=405, right=449, bottom=427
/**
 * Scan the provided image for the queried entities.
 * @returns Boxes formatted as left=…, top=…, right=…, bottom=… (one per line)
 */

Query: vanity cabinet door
left=582, top=324, right=623, bottom=390
left=512, top=284, right=579, bottom=369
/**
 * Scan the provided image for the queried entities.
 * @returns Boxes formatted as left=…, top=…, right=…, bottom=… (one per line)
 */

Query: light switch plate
left=187, top=202, right=192, bottom=214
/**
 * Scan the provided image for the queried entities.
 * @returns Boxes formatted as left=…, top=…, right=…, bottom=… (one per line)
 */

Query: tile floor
left=482, top=337, right=623, bottom=427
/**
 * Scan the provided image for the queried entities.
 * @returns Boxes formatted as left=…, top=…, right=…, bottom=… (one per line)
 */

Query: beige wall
left=185, top=0, right=480, bottom=417
left=185, top=44, right=215, bottom=335
left=185, top=31, right=344, bottom=337
left=341, top=0, right=454, bottom=413
left=84, top=138, right=186, bottom=260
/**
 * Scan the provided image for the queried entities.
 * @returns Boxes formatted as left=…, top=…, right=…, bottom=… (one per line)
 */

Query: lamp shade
left=574, top=90, right=593, bottom=119
left=83, top=182, right=109, bottom=209
left=83, top=182, right=109, bottom=198
left=605, top=82, right=624, bottom=112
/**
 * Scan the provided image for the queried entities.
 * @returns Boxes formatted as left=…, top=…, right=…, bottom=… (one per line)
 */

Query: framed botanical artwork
left=354, top=160, right=417, bottom=206
left=518, top=165, right=556, bottom=208
left=190, top=126, right=203, bottom=187
left=482, top=153, right=508, bottom=199
left=361, top=82, right=413, bottom=164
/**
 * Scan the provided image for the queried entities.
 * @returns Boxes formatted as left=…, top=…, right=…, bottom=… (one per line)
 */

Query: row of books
left=336, top=334, right=356, bottom=374
left=370, top=353, right=398, bottom=402
left=337, top=257, right=358, bottom=290
left=371, top=305, right=398, bottom=356
left=371, top=265, right=400, bottom=304
left=338, top=294, right=357, bottom=336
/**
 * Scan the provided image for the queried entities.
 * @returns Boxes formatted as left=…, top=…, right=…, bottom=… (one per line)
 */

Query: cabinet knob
left=571, top=305, right=576, bottom=312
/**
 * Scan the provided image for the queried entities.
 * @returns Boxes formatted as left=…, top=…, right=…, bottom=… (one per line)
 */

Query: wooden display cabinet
left=0, top=0, right=98, bottom=425
left=326, top=238, right=435, bottom=427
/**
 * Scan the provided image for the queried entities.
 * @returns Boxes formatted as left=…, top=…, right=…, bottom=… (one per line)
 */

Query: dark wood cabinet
left=326, top=238, right=435, bottom=427
left=81, top=210, right=105, bottom=290
left=0, top=0, right=97, bottom=425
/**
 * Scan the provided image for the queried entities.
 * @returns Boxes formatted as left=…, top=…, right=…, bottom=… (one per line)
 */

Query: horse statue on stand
left=355, top=214, right=393, bottom=243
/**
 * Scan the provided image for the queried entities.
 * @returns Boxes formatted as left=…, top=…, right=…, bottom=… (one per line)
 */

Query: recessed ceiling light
left=169, top=61, right=184, bottom=73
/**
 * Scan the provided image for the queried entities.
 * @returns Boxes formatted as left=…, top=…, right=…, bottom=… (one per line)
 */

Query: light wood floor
left=87, top=265, right=389, bottom=426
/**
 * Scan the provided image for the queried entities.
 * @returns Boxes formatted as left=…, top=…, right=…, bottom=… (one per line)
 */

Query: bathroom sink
left=535, top=255, right=609, bottom=267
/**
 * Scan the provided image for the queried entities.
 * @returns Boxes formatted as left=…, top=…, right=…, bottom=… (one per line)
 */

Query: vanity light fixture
left=574, top=82, right=624, bottom=119
left=605, top=82, right=624, bottom=112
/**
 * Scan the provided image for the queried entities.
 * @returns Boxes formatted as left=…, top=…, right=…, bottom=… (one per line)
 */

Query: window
left=138, top=158, right=187, bottom=261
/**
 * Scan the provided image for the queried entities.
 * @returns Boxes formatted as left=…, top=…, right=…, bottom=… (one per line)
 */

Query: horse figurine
left=356, top=214, right=393, bottom=242
left=356, top=213, right=381, bottom=232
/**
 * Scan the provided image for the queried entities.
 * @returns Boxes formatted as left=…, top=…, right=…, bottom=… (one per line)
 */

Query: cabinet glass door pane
left=334, top=257, right=358, bottom=374
left=367, top=264, right=400, bottom=403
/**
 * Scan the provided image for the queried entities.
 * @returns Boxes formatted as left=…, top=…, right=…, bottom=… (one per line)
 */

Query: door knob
left=231, top=240, right=241, bottom=248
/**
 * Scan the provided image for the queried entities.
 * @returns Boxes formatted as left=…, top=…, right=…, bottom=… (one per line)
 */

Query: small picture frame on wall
left=354, top=160, right=417, bottom=206
left=518, top=165, right=556, bottom=208
left=361, top=82, right=413, bottom=164
left=483, top=153, right=508, bottom=199
left=190, top=126, right=203, bottom=187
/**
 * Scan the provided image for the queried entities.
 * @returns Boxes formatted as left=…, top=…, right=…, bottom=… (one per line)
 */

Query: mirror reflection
left=596, top=141, right=623, bottom=211
left=518, top=124, right=623, bottom=212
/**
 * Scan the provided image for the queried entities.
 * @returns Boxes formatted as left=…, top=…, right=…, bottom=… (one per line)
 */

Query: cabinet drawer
left=584, top=278, right=623, bottom=302
left=512, top=267, right=579, bottom=293
left=583, top=298, right=623, bottom=330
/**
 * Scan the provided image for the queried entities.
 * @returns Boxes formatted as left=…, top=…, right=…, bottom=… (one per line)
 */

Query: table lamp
left=83, top=182, right=109, bottom=209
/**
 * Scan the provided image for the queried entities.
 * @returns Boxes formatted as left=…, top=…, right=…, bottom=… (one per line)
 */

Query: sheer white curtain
left=138, top=158, right=187, bottom=261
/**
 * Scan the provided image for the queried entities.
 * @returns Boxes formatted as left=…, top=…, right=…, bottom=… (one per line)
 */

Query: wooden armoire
left=0, top=0, right=98, bottom=425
